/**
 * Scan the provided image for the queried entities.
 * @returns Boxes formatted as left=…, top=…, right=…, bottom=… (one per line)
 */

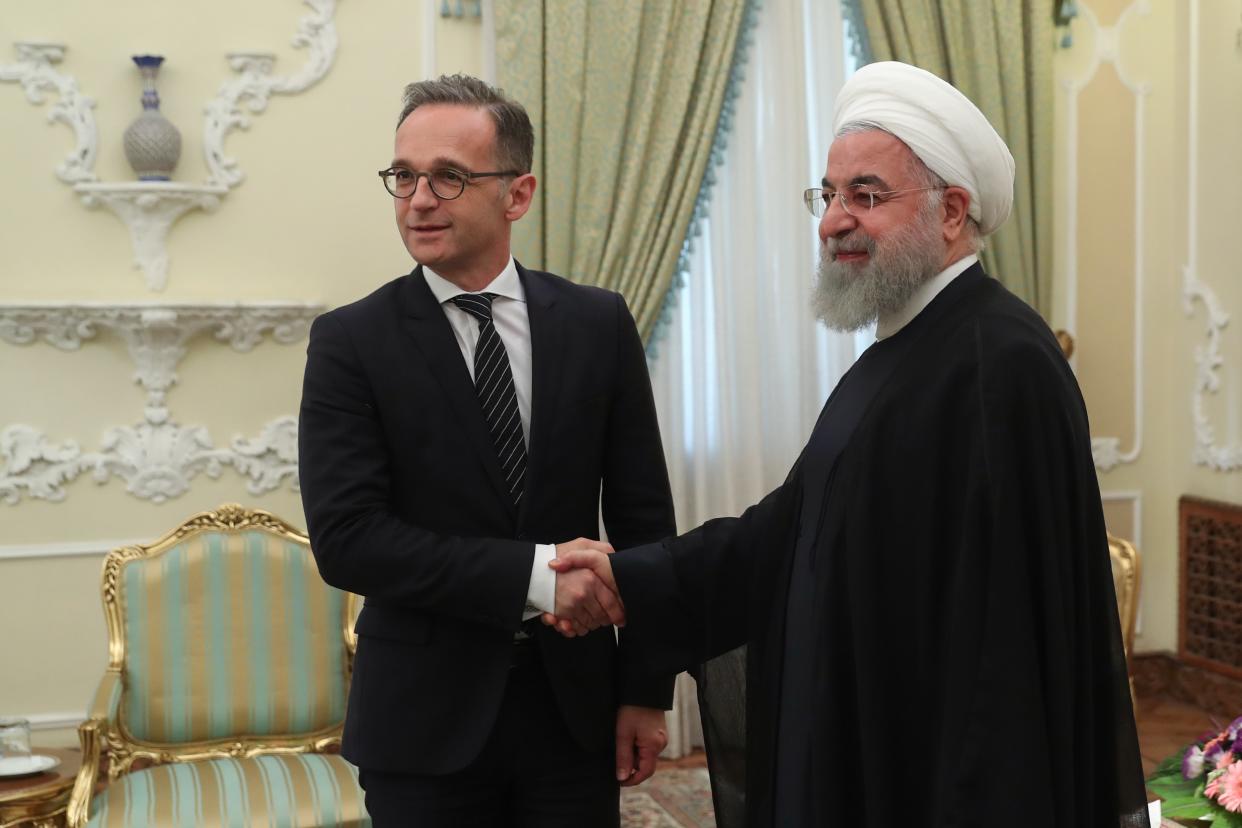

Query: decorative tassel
left=1054, top=0, right=1079, bottom=49
left=440, top=0, right=481, bottom=18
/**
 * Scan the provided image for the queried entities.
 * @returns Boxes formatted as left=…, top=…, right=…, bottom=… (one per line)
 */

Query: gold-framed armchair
left=1108, top=533, right=1140, bottom=659
left=66, top=504, right=369, bottom=827
left=1108, top=533, right=1141, bottom=705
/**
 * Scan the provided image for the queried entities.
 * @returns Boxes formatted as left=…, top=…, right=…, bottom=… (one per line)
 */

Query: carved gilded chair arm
left=67, top=669, right=122, bottom=828
left=86, top=669, right=122, bottom=723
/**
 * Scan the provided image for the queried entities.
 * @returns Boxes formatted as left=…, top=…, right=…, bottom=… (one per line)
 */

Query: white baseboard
left=0, top=538, right=141, bottom=562
left=23, top=712, right=85, bottom=731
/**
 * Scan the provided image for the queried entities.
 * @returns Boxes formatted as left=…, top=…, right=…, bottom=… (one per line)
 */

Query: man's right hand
left=549, top=539, right=622, bottom=636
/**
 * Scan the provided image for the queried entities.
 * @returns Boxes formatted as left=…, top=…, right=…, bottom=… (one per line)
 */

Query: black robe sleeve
left=611, top=465, right=802, bottom=828
left=611, top=480, right=799, bottom=675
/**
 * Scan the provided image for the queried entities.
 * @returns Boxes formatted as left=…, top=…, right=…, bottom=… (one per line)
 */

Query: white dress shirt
left=875, top=253, right=979, bottom=340
left=422, top=259, right=556, bottom=620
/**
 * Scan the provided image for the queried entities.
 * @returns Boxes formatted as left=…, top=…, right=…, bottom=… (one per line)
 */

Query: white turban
left=831, top=61, right=1015, bottom=236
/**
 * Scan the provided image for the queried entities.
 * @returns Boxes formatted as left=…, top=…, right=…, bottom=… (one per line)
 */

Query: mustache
left=826, top=231, right=876, bottom=257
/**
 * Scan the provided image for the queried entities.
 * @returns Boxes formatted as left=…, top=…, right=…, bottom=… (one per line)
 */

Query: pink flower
left=1221, top=752, right=1237, bottom=770
left=1207, top=770, right=1224, bottom=799
left=1217, top=762, right=1242, bottom=812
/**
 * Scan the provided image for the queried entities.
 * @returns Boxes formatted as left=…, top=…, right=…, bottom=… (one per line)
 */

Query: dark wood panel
left=1180, top=496, right=1242, bottom=679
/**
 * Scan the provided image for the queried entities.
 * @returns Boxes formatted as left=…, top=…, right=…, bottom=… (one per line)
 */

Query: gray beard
left=812, top=213, right=946, bottom=332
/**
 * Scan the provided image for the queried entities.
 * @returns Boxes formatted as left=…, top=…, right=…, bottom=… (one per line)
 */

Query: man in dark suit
left=298, top=74, right=677, bottom=827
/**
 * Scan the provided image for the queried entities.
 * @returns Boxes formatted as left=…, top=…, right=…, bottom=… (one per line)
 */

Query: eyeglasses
left=802, top=185, right=942, bottom=218
left=378, top=166, right=520, bottom=200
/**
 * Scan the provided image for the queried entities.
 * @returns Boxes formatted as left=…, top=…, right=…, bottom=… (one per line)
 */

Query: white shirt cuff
left=524, top=543, right=557, bottom=620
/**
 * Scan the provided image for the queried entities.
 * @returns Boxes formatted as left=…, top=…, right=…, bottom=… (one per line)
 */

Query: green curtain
left=495, top=0, right=750, bottom=342
left=857, top=0, right=1054, bottom=318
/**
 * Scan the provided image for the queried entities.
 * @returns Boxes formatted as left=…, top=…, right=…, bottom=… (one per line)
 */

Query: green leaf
left=1152, top=777, right=1209, bottom=800
left=1150, top=768, right=1194, bottom=785
left=1161, top=796, right=1213, bottom=818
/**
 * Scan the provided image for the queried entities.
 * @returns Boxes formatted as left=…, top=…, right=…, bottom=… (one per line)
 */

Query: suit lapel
left=398, top=266, right=517, bottom=519
left=519, top=263, right=563, bottom=528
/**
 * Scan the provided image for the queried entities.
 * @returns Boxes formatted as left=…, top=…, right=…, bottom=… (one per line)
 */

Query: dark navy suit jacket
left=299, top=262, right=676, bottom=773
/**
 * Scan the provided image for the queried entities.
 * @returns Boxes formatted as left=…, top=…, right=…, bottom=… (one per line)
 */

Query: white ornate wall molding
left=481, top=0, right=497, bottom=84
left=1182, top=0, right=1240, bottom=472
left=0, top=416, right=301, bottom=504
left=1183, top=272, right=1240, bottom=471
left=0, top=303, right=321, bottom=504
left=0, top=42, right=98, bottom=184
left=422, top=0, right=438, bottom=80
left=203, top=0, right=339, bottom=189
left=1, top=0, right=340, bottom=291
left=1059, top=1, right=1151, bottom=471
left=74, top=183, right=227, bottom=291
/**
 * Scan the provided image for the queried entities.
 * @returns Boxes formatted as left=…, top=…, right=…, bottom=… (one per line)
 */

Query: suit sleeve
left=598, top=294, right=680, bottom=708
left=612, top=482, right=793, bottom=678
left=298, top=311, right=534, bottom=633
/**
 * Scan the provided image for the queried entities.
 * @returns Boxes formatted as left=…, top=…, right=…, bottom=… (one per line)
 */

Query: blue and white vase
left=123, top=55, right=181, bottom=181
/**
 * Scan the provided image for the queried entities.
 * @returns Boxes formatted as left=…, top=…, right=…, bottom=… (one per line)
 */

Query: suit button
left=517, top=533, right=527, bottom=540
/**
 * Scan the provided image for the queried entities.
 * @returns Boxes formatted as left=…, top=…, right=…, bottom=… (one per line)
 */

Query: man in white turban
left=546, top=61, right=1150, bottom=828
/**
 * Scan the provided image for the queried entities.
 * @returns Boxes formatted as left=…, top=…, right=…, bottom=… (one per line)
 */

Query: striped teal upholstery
left=86, top=753, right=369, bottom=827
left=118, top=531, right=349, bottom=743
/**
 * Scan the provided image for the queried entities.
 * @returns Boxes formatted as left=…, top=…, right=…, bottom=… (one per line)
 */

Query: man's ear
left=505, top=174, right=537, bottom=222
left=941, top=186, right=971, bottom=243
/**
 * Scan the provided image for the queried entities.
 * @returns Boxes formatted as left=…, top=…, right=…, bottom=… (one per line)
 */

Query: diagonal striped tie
left=451, top=293, right=527, bottom=506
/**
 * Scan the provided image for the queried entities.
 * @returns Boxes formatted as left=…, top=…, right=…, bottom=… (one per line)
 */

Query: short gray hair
left=834, top=121, right=983, bottom=253
left=397, top=74, right=534, bottom=175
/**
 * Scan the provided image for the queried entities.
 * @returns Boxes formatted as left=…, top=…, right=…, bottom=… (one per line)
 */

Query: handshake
left=543, top=538, right=623, bottom=637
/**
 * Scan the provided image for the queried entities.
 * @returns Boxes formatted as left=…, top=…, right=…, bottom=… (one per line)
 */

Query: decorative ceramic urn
left=122, top=55, right=182, bottom=180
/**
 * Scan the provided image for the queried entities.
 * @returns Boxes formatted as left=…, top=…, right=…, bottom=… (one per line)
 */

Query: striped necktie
left=451, top=293, right=527, bottom=506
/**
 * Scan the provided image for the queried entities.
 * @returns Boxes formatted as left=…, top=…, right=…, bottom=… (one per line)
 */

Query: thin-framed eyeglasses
left=378, top=166, right=520, bottom=200
left=802, top=184, right=942, bottom=218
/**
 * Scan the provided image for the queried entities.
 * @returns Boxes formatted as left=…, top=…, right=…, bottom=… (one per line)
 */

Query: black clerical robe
left=611, top=265, right=1150, bottom=828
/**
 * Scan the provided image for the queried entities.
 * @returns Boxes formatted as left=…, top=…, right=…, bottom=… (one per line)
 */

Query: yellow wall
left=1053, top=0, right=1242, bottom=655
left=0, top=0, right=484, bottom=746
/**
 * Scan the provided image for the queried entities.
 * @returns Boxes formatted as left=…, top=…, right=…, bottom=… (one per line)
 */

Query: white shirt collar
left=422, top=257, right=525, bottom=305
left=875, top=253, right=978, bottom=340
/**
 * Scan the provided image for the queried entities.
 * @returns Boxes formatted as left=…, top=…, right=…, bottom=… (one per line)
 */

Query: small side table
left=0, top=748, right=82, bottom=828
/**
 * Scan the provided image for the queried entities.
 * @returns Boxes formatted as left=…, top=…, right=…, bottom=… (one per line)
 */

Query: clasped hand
left=544, top=539, right=622, bottom=637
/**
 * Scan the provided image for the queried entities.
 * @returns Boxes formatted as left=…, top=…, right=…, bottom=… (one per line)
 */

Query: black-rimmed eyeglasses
left=378, top=166, right=521, bottom=200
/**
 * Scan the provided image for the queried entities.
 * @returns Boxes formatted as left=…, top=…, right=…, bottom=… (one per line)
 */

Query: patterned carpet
left=620, top=768, right=715, bottom=828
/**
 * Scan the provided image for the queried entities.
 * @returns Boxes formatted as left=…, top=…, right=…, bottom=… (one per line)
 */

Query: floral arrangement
left=1149, top=716, right=1242, bottom=826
